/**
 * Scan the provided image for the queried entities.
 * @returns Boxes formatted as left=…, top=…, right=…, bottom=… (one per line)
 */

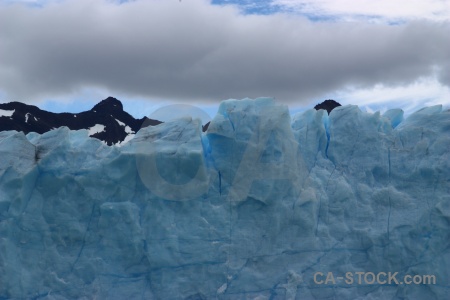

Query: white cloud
left=0, top=0, right=449, bottom=114
left=329, top=76, right=450, bottom=115
left=273, top=0, right=450, bottom=22
left=0, top=0, right=59, bottom=6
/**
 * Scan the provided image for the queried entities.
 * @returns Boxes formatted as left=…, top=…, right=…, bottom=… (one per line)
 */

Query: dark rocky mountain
left=314, top=99, right=341, bottom=114
left=1, top=97, right=342, bottom=145
left=0, top=97, right=162, bottom=146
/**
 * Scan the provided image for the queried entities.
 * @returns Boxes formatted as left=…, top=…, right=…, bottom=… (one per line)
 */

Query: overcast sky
left=0, top=0, right=449, bottom=117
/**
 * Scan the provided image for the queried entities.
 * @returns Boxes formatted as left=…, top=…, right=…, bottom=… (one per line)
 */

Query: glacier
left=0, top=98, right=449, bottom=299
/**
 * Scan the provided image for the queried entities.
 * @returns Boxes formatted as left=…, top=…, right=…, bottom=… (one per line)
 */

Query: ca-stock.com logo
left=134, top=100, right=306, bottom=202
left=135, top=104, right=212, bottom=201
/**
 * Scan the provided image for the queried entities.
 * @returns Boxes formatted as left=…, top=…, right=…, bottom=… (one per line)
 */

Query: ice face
left=0, top=99, right=449, bottom=299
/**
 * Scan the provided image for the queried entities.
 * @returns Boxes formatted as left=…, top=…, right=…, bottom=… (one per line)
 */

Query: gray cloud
left=0, top=0, right=449, bottom=104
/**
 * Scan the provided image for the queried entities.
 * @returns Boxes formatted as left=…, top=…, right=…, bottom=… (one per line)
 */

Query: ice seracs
left=0, top=98, right=448, bottom=299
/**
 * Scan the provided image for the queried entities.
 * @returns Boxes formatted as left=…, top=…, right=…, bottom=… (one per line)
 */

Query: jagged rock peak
left=91, top=96, right=123, bottom=112
left=314, top=99, right=341, bottom=114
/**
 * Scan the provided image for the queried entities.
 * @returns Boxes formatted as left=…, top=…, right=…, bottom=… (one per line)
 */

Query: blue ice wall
left=0, top=99, right=449, bottom=299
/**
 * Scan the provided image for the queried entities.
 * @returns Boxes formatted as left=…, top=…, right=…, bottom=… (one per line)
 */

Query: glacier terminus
left=0, top=98, right=449, bottom=299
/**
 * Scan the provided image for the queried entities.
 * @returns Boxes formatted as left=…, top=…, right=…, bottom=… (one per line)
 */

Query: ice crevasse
left=0, top=98, right=449, bottom=299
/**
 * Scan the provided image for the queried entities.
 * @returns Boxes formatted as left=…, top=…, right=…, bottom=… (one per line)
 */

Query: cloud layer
left=274, top=0, right=450, bottom=22
left=1, top=0, right=449, bottom=105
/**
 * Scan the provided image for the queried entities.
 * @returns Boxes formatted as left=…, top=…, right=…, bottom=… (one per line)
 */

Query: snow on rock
left=113, top=118, right=136, bottom=146
left=0, top=98, right=449, bottom=299
left=87, top=124, right=106, bottom=136
left=115, top=118, right=125, bottom=127
left=124, top=125, right=133, bottom=134
left=24, top=113, right=38, bottom=123
left=0, top=108, right=14, bottom=117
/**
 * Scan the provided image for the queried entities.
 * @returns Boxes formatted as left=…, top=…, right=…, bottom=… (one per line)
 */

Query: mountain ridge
left=0, top=97, right=161, bottom=146
left=0, top=97, right=341, bottom=145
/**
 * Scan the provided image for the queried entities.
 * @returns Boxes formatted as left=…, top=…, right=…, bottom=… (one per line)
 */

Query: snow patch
left=0, top=109, right=15, bottom=117
left=88, top=124, right=106, bottom=136
left=124, top=125, right=134, bottom=134
left=115, top=118, right=125, bottom=127
left=113, top=118, right=135, bottom=146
